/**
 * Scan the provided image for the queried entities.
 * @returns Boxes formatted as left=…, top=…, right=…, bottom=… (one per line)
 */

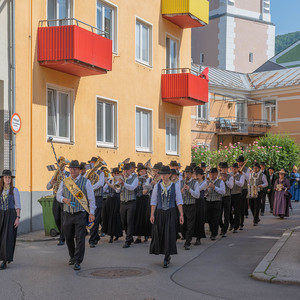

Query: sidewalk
left=252, top=226, right=300, bottom=285
left=17, top=230, right=59, bottom=242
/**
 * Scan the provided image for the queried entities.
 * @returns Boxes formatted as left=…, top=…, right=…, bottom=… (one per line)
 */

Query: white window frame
left=197, top=102, right=209, bottom=122
left=135, top=17, right=153, bottom=67
left=46, top=84, right=74, bottom=144
left=263, top=98, right=277, bottom=123
left=165, top=33, right=180, bottom=73
left=135, top=106, right=153, bottom=153
left=96, top=0, right=118, bottom=54
left=96, top=96, right=118, bottom=148
left=166, top=114, right=180, bottom=156
left=47, top=0, right=74, bottom=25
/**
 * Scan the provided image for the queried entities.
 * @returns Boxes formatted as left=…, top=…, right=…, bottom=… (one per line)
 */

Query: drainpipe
left=11, top=0, right=16, bottom=175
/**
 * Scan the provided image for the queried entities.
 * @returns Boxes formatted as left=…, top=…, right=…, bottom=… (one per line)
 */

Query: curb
left=252, top=226, right=300, bottom=285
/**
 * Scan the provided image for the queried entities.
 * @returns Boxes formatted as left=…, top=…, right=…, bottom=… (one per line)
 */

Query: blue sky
left=271, top=0, right=300, bottom=35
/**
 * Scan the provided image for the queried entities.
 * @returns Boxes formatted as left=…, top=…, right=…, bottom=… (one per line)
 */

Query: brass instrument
left=51, top=156, right=70, bottom=194
left=86, top=156, right=107, bottom=185
left=118, top=158, right=130, bottom=172
left=219, top=173, right=228, bottom=182
left=239, top=159, right=248, bottom=174
left=248, top=171, right=261, bottom=198
left=144, top=159, right=154, bottom=178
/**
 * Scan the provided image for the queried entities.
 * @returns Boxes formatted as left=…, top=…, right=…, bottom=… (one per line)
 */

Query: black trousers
left=249, top=193, right=262, bottom=224
left=240, top=189, right=248, bottom=226
left=181, top=204, right=196, bottom=244
left=260, top=190, right=267, bottom=213
left=64, top=211, right=86, bottom=264
left=231, top=193, right=241, bottom=230
left=268, top=191, right=275, bottom=212
left=205, top=200, right=222, bottom=237
left=52, top=196, right=65, bottom=241
left=219, top=196, right=231, bottom=234
left=120, top=201, right=136, bottom=243
left=89, top=196, right=102, bottom=244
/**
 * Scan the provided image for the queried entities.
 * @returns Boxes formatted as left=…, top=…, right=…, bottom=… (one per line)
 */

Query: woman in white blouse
left=0, top=170, right=21, bottom=270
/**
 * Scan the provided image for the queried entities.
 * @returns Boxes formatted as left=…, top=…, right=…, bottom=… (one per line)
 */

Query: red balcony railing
left=37, top=18, right=112, bottom=76
left=161, top=68, right=209, bottom=106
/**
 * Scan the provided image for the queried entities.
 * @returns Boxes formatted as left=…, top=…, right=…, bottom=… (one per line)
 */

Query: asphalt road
left=1, top=202, right=299, bottom=300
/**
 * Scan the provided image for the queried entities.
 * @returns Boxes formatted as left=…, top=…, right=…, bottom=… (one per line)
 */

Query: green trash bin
left=38, top=195, right=59, bottom=237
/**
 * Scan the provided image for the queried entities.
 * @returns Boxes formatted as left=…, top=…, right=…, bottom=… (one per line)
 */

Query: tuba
left=118, top=158, right=130, bottom=172
left=48, top=156, right=70, bottom=194
left=86, top=156, right=107, bottom=185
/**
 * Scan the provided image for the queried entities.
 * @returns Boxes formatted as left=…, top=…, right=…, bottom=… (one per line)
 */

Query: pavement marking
left=249, top=236, right=280, bottom=240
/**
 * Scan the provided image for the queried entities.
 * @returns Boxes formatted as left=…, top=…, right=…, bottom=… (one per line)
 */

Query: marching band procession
left=0, top=151, right=295, bottom=271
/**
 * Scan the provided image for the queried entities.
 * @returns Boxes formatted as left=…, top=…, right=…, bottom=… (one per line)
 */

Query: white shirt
left=56, top=175, right=96, bottom=215
left=199, top=179, right=208, bottom=191
left=184, top=178, right=201, bottom=198
left=92, top=171, right=105, bottom=191
left=1, top=188, right=21, bottom=209
left=232, top=173, right=245, bottom=187
left=213, top=179, right=226, bottom=195
left=226, top=176, right=234, bottom=189
left=243, top=168, right=251, bottom=183
left=46, top=170, right=69, bottom=190
left=124, top=173, right=139, bottom=191
left=151, top=182, right=183, bottom=206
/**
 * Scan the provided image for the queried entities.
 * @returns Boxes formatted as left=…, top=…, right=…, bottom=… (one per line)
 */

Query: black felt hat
left=210, top=168, right=218, bottom=174
left=268, top=166, right=275, bottom=171
left=200, top=162, right=207, bottom=168
left=137, top=163, right=147, bottom=172
left=184, top=165, right=194, bottom=173
left=236, top=156, right=245, bottom=163
left=170, top=160, right=179, bottom=167
left=68, top=160, right=81, bottom=169
left=123, top=163, right=132, bottom=171
left=153, top=163, right=162, bottom=170
left=195, top=167, right=205, bottom=175
left=79, top=162, right=86, bottom=170
left=112, top=167, right=120, bottom=174
left=158, top=166, right=171, bottom=174
left=88, top=157, right=98, bottom=163
left=220, top=162, right=229, bottom=168
left=170, top=168, right=179, bottom=175
left=130, top=162, right=137, bottom=169
left=254, top=163, right=261, bottom=169
left=232, top=163, right=239, bottom=168
left=0, top=169, right=15, bottom=178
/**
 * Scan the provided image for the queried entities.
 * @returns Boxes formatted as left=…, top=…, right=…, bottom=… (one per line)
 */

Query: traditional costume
left=0, top=170, right=21, bottom=270
left=289, top=167, right=300, bottom=202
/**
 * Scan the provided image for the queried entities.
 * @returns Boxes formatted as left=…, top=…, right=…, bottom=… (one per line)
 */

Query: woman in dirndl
left=289, top=166, right=300, bottom=202
left=0, top=170, right=21, bottom=270
left=273, top=169, right=291, bottom=219
left=150, top=166, right=184, bottom=268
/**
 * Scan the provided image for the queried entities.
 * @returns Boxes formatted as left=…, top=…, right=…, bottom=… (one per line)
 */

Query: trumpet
left=239, top=159, right=248, bottom=174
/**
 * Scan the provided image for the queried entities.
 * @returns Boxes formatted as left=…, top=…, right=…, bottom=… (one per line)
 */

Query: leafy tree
left=275, top=31, right=300, bottom=54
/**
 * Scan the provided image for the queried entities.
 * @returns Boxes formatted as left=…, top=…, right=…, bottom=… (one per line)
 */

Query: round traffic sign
left=11, top=113, right=22, bottom=134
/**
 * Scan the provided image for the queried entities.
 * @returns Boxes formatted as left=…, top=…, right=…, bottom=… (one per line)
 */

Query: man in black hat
left=219, top=162, right=233, bottom=237
left=151, top=163, right=162, bottom=186
left=267, top=166, right=277, bottom=214
left=46, top=157, right=70, bottom=246
left=229, top=163, right=245, bottom=233
left=260, top=162, right=269, bottom=216
left=180, top=165, right=201, bottom=250
left=87, top=157, right=105, bottom=248
left=119, top=163, right=139, bottom=248
left=205, top=168, right=225, bottom=240
left=248, top=163, right=268, bottom=226
left=79, top=162, right=87, bottom=176
left=236, top=155, right=250, bottom=228
left=56, top=160, right=96, bottom=271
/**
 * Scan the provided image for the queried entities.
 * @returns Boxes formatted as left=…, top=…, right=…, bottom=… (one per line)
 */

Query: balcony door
left=47, top=0, right=73, bottom=26
left=166, top=37, right=178, bottom=74
left=236, top=101, right=247, bottom=133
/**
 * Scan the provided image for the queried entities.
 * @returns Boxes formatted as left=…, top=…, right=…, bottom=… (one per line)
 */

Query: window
left=97, top=99, right=117, bottom=147
left=200, top=53, right=204, bottom=64
left=136, top=19, right=152, bottom=66
left=197, top=103, right=209, bottom=121
left=47, top=0, right=72, bottom=26
left=136, top=108, right=152, bottom=152
left=166, top=116, right=179, bottom=155
left=97, top=1, right=117, bottom=53
left=249, top=52, right=254, bottom=63
left=47, top=87, right=72, bottom=142
left=264, top=100, right=276, bottom=122
left=166, top=37, right=178, bottom=73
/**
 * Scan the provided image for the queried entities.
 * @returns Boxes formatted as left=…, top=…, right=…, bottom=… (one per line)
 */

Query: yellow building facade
left=11, top=0, right=209, bottom=232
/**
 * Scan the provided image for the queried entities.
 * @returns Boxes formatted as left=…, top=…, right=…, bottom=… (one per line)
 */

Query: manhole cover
left=77, top=267, right=152, bottom=279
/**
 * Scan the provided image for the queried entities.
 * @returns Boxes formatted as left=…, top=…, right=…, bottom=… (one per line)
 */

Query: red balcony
left=161, top=68, right=209, bottom=106
left=37, top=19, right=112, bottom=77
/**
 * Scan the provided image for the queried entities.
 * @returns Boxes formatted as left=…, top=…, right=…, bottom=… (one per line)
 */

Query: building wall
left=191, top=0, right=275, bottom=72
left=14, top=0, right=194, bottom=232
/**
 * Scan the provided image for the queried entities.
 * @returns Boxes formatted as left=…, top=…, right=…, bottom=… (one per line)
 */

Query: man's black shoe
left=210, top=235, right=216, bottom=241
left=0, top=261, right=7, bottom=270
left=194, top=239, right=201, bottom=246
left=239, top=226, right=243, bottom=231
left=57, top=240, right=65, bottom=246
left=184, top=243, right=190, bottom=250
left=74, top=263, right=81, bottom=271
left=109, top=237, right=113, bottom=243
left=123, top=242, right=130, bottom=248
left=68, top=258, right=75, bottom=265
